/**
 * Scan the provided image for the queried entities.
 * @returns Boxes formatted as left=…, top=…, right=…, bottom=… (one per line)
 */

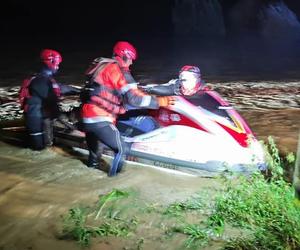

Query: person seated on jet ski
left=142, top=65, right=205, bottom=96
left=117, top=65, right=205, bottom=135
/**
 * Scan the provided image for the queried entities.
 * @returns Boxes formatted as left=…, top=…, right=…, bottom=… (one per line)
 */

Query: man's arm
left=58, top=83, right=81, bottom=95
left=107, top=63, right=175, bottom=109
left=140, top=79, right=181, bottom=96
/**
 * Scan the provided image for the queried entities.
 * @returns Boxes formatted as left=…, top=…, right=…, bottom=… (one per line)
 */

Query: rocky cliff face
left=172, top=0, right=300, bottom=40
left=172, top=0, right=226, bottom=36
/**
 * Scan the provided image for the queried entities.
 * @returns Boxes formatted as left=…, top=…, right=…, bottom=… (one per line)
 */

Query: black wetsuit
left=25, top=68, right=79, bottom=150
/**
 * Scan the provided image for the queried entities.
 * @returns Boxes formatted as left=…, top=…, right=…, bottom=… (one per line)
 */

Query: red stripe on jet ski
left=217, top=122, right=250, bottom=147
left=150, top=109, right=208, bottom=132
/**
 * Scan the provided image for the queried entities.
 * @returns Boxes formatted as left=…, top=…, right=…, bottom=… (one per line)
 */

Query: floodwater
left=213, top=81, right=300, bottom=154
left=0, top=142, right=224, bottom=250
left=0, top=38, right=300, bottom=249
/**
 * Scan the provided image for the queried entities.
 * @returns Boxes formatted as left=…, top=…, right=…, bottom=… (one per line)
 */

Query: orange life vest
left=81, top=58, right=128, bottom=124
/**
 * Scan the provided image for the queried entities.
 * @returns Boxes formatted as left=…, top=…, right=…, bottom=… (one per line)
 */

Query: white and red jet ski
left=54, top=88, right=266, bottom=176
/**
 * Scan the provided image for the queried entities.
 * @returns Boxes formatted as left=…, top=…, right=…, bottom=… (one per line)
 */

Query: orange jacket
left=81, top=59, right=159, bottom=124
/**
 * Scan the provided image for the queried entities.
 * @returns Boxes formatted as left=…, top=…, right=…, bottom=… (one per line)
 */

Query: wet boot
left=87, top=151, right=100, bottom=169
left=30, top=133, right=45, bottom=151
left=43, top=118, right=54, bottom=147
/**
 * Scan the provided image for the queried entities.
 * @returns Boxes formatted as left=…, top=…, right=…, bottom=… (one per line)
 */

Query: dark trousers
left=25, top=116, right=54, bottom=150
left=43, top=118, right=54, bottom=146
left=84, top=122, right=127, bottom=176
left=25, top=115, right=44, bottom=150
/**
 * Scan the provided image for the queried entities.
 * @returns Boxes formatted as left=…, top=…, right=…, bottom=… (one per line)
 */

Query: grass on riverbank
left=60, top=137, right=299, bottom=249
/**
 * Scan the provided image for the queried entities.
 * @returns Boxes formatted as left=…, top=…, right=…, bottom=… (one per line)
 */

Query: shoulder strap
left=86, top=57, right=117, bottom=82
left=19, top=74, right=37, bottom=108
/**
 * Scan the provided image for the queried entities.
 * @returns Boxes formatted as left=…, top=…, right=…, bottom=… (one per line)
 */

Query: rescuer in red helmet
left=142, top=65, right=206, bottom=96
left=80, top=41, right=175, bottom=176
left=19, top=49, right=79, bottom=150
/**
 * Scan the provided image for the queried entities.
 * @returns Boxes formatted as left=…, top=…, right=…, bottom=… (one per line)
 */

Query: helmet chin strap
left=115, top=56, right=131, bottom=70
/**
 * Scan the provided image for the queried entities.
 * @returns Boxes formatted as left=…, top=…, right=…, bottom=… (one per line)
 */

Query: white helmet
left=179, top=65, right=201, bottom=95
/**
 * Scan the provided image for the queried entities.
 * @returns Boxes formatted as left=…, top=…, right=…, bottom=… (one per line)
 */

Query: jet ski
left=53, top=88, right=266, bottom=176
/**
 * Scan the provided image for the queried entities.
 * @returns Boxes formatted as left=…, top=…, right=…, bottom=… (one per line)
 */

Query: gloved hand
left=60, top=84, right=82, bottom=95
left=157, top=96, right=176, bottom=107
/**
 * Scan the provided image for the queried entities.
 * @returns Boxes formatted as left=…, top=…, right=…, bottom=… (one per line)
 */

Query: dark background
left=1, top=0, right=300, bottom=84
left=1, top=0, right=300, bottom=37
left=1, top=1, right=173, bottom=37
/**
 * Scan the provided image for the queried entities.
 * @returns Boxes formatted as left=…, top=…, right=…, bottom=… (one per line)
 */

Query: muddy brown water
left=0, top=142, right=224, bottom=250
left=212, top=82, right=300, bottom=154
left=0, top=80, right=299, bottom=249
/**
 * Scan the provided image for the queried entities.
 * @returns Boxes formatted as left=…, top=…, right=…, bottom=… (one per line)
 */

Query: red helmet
left=179, top=65, right=202, bottom=96
left=40, top=49, right=62, bottom=71
left=179, top=65, right=201, bottom=76
left=113, top=41, right=137, bottom=60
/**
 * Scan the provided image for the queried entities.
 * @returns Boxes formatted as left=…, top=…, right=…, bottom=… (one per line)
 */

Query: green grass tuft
left=211, top=137, right=300, bottom=249
left=164, top=195, right=204, bottom=217
left=61, top=189, right=134, bottom=246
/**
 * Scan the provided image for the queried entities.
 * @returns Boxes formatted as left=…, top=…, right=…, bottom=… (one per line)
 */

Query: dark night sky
left=0, top=1, right=174, bottom=39
left=1, top=0, right=300, bottom=82
left=1, top=0, right=300, bottom=41
left=0, top=0, right=175, bottom=83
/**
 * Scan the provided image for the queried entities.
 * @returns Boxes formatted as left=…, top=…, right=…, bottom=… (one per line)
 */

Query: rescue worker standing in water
left=20, top=49, right=79, bottom=150
left=80, top=41, right=175, bottom=176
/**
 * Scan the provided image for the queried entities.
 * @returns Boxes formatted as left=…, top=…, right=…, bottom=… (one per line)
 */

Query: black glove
left=60, top=84, right=81, bottom=95
left=139, top=84, right=176, bottom=96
